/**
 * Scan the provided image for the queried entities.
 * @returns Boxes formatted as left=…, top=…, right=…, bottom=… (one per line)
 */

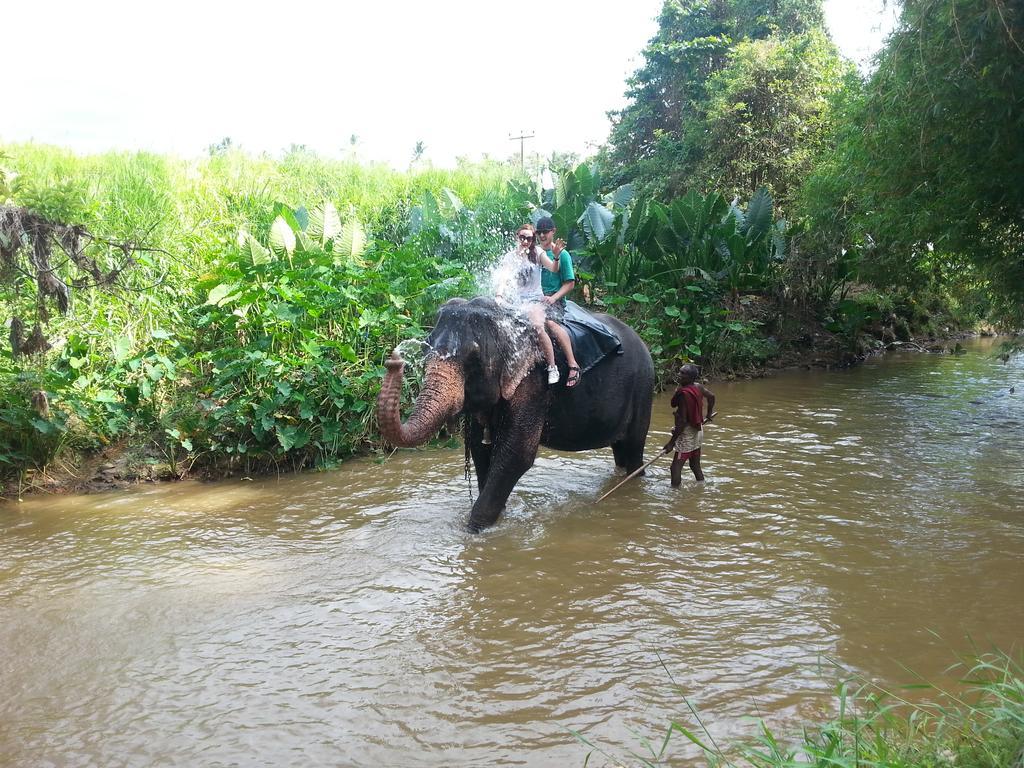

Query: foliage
left=524, top=163, right=786, bottom=377
left=0, top=205, right=162, bottom=358
left=797, top=0, right=1024, bottom=322
left=529, top=162, right=634, bottom=259
left=531, top=162, right=786, bottom=298
left=577, top=649, right=1024, bottom=767
left=0, top=143, right=521, bottom=489
left=625, top=187, right=786, bottom=293
left=603, top=0, right=837, bottom=206
left=174, top=201, right=476, bottom=471
left=692, top=30, right=857, bottom=213
left=407, top=184, right=524, bottom=269
left=600, top=279, right=768, bottom=381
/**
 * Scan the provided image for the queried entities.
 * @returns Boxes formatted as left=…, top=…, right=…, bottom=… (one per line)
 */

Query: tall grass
left=0, top=142, right=524, bottom=489
left=576, top=650, right=1024, bottom=767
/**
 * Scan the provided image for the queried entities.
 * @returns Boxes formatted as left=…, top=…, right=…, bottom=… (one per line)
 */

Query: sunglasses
left=536, top=229, right=553, bottom=235
left=517, top=233, right=534, bottom=241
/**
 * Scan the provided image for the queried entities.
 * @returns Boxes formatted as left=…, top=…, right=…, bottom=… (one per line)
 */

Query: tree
left=603, top=0, right=829, bottom=199
left=410, top=140, right=426, bottom=167
left=207, top=137, right=234, bottom=156
left=0, top=205, right=154, bottom=357
left=692, top=30, right=856, bottom=212
left=802, top=0, right=1024, bottom=317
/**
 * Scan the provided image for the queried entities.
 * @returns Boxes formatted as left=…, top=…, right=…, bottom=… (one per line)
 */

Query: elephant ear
left=499, top=326, right=543, bottom=401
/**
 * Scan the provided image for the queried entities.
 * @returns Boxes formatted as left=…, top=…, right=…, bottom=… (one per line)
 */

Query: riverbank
left=5, top=323, right=999, bottom=502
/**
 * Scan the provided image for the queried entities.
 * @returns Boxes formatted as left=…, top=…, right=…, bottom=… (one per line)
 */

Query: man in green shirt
left=535, top=216, right=582, bottom=387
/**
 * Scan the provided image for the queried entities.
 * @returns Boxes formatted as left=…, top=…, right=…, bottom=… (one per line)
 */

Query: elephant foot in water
left=612, top=439, right=646, bottom=475
left=467, top=507, right=505, bottom=533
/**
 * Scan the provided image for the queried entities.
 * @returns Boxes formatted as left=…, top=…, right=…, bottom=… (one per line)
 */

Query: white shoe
left=547, top=365, right=560, bottom=384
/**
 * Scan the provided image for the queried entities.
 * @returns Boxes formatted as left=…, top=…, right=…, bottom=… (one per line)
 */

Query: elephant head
left=377, top=297, right=541, bottom=448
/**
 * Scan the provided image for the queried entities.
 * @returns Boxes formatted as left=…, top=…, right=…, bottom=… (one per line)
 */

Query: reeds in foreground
left=576, top=649, right=1024, bottom=767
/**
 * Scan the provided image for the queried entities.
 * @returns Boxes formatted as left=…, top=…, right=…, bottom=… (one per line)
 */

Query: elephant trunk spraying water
left=376, top=297, right=655, bottom=531
left=378, top=356, right=464, bottom=448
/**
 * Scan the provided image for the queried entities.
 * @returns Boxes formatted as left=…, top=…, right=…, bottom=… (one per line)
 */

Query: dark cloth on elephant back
left=558, top=300, right=623, bottom=374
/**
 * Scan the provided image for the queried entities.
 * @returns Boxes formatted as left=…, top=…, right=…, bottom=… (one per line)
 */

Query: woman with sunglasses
left=502, top=223, right=579, bottom=386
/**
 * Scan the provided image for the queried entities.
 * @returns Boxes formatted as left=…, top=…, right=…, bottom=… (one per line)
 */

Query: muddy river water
left=1, top=340, right=1022, bottom=766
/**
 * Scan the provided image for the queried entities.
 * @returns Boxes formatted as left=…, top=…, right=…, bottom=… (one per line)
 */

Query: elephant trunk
left=377, top=353, right=465, bottom=447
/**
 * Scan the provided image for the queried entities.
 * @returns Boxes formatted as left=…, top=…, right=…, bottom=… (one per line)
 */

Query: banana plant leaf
left=606, top=183, right=634, bottom=210
left=308, top=200, right=342, bottom=245
left=744, top=187, right=773, bottom=242
left=574, top=164, right=595, bottom=199
left=579, top=201, right=615, bottom=243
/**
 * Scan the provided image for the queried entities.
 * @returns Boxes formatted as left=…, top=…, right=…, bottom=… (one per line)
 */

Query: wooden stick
left=596, top=448, right=671, bottom=503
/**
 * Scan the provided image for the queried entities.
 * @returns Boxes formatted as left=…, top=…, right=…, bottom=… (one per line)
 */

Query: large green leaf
left=111, top=337, right=132, bottom=363
left=553, top=171, right=568, bottom=210
left=269, top=215, right=296, bottom=256
left=206, top=283, right=238, bottom=306
left=701, top=191, right=727, bottom=227
left=308, top=200, right=342, bottom=245
left=276, top=425, right=310, bottom=452
left=566, top=230, right=587, bottom=252
left=441, top=188, right=464, bottom=214
left=579, top=201, right=615, bottom=243
left=744, top=187, right=773, bottom=241
left=671, top=194, right=700, bottom=237
left=420, top=191, right=440, bottom=225
left=727, top=232, right=748, bottom=263
left=552, top=201, right=583, bottom=243
left=633, top=203, right=662, bottom=254
left=771, top=219, right=788, bottom=260
left=541, top=183, right=557, bottom=211
left=336, top=217, right=367, bottom=262
left=727, top=196, right=746, bottom=230
left=408, top=206, right=424, bottom=234
left=236, top=229, right=272, bottom=265
left=272, top=203, right=304, bottom=234
left=606, top=183, right=635, bottom=210
left=246, top=235, right=272, bottom=265
left=574, top=164, right=595, bottom=199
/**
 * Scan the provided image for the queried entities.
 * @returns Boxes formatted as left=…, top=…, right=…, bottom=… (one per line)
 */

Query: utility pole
left=509, top=130, right=534, bottom=171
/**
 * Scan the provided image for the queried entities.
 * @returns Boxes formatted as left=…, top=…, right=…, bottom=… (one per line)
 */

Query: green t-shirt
left=541, top=249, right=575, bottom=303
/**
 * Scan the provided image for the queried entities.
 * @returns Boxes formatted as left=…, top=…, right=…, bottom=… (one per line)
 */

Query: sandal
left=565, top=366, right=581, bottom=388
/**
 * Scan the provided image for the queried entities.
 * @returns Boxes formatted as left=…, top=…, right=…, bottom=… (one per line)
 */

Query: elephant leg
left=611, top=442, right=630, bottom=470
left=467, top=416, right=492, bottom=491
left=467, top=386, right=547, bottom=532
left=611, top=437, right=646, bottom=475
left=612, top=397, right=653, bottom=475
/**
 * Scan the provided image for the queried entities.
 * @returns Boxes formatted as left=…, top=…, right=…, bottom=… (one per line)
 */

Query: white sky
left=3, top=0, right=897, bottom=169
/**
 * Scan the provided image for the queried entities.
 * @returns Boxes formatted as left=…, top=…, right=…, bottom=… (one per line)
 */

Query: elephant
left=376, top=296, right=655, bottom=531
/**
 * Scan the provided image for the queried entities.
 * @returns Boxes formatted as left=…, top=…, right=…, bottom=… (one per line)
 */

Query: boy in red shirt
left=663, top=364, right=716, bottom=486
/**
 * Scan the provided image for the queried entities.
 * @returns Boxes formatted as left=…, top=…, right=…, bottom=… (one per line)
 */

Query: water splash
left=393, top=338, right=432, bottom=362
left=392, top=338, right=434, bottom=391
left=487, top=249, right=531, bottom=308
left=475, top=240, right=548, bottom=373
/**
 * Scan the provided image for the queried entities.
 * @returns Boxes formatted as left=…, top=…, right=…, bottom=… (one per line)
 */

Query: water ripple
left=1, top=341, right=1022, bottom=766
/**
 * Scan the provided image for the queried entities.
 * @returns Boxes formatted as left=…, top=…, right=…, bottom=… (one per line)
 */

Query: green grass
left=0, top=142, right=524, bottom=491
left=576, top=649, right=1024, bottom=767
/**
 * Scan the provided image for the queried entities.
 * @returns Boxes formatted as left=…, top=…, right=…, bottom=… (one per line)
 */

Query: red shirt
left=671, top=384, right=704, bottom=431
